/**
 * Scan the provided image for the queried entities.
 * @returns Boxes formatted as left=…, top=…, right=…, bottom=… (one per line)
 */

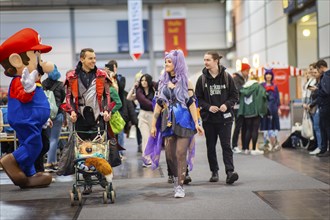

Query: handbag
left=56, top=133, right=76, bottom=176
left=109, top=111, right=126, bottom=134
left=108, top=137, right=122, bottom=167
left=301, top=110, right=314, bottom=139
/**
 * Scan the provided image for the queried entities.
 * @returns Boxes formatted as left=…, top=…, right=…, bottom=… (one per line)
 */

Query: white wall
left=317, top=0, right=330, bottom=64
left=233, top=0, right=288, bottom=67
left=0, top=3, right=226, bottom=88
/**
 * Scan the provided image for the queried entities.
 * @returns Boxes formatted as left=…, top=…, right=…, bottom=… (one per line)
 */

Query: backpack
left=321, top=70, right=330, bottom=95
left=44, top=82, right=61, bottom=119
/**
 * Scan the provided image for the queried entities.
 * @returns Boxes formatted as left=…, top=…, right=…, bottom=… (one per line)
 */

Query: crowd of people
left=0, top=36, right=329, bottom=197
left=301, top=60, right=330, bottom=157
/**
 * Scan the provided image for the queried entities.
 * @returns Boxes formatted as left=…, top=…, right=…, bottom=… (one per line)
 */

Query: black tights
left=165, top=136, right=190, bottom=186
left=241, top=116, right=260, bottom=150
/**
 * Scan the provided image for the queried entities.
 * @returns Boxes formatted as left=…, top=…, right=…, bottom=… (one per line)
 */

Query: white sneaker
left=232, top=147, right=242, bottom=154
left=174, top=185, right=185, bottom=198
left=243, top=149, right=250, bottom=155
left=250, top=149, right=264, bottom=155
left=309, top=148, right=321, bottom=155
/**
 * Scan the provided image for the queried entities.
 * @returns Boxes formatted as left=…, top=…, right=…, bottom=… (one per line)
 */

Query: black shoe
left=137, top=145, right=142, bottom=153
left=97, top=174, right=108, bottom=188
left=82, top=186, right=92, bottom=195
left=226, top=171, right=239, bottom=184
left=184, top=175, right=192, bottom=185
left=209, top=171, right=219, bottom=182
left=316, top=151, right=330, bottom=157
left=168, top=175, right=174, bottom=184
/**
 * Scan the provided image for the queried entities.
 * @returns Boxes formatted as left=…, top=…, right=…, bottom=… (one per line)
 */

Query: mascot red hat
left=0, top=28, right=52, bottom=62
left=0, top=28, right=53, bottom=189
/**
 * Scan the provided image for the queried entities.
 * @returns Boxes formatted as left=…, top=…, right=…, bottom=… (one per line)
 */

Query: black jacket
left=42, top=78, right=66, bottom=114
left=195, top=65, right=238, bottom=123
left=232, top=72, right=245, bottom=97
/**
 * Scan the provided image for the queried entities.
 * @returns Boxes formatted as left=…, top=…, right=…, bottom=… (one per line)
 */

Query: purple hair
left=264, top=68, right=274, bottom=82
left=158, top=49, right=189, bottom=107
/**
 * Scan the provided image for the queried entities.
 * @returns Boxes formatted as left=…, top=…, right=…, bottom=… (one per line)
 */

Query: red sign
left=273, top=68, right=290, bottom=118
left=164, top=19, right=187, bottom=56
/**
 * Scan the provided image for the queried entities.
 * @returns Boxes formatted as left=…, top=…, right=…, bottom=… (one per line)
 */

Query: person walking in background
left=136, top=73, right=156, bottom=167
left=65, top=48, right=112, bottom=194
left=314, top=60, right=330, bottom=157
left=239, top=78, right=268, bottom=155
left=195, top=51, right=239, bottom=184
left=231, top=63, right=250, bottom=154
left=105, top=60, right=126, bottom=157
left=260, top=69, right=281, bottom=152
left=42, top=65, right=66, bottom=172
left=150, top=49, right=203, bottom=198
left=127, top=71, right=143, bottom=153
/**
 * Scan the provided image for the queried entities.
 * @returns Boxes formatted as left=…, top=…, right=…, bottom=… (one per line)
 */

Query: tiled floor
left=0, top=130, right=329, bottom=220
left=255, top=189, right=330, bottom=220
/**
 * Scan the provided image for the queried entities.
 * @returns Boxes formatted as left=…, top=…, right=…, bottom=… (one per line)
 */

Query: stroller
left=69, top=127, right=116, bottom=206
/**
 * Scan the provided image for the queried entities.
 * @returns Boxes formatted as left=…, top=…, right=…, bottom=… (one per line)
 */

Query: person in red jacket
left=0, top=28, right=54, bottom=188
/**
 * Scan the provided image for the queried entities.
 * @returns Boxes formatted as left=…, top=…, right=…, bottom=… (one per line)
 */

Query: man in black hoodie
left=195, top=51, right=239, bottom=184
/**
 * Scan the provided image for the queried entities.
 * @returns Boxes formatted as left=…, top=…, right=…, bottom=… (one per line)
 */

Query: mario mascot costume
left=0, top=28, right=53, bottom=188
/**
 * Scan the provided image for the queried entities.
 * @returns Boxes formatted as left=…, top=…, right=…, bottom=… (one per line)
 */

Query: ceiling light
left=302, top=29, right=311, bottom=37
left=301, top=15, right=310, bottom=23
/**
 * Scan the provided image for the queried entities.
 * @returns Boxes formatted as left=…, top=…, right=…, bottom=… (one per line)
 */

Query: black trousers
left=232, top=109, right=243, bottom=148
left=75, top=115, right=105, bottom=141
left=241, top=116, right=260, bottom=150
left=203, top=121, right=234, bottom=174
left=34, top=129, right=50, bottom=172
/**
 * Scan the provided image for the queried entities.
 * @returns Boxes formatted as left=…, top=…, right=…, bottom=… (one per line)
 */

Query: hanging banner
left=117, top=20, right=149, bottom=53
left=128, top=0, right=144, bottom=61
left=163, top=8, right=187, bottom=56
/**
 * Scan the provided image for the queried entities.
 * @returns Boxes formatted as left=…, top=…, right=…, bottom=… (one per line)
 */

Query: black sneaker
left=137, top=145, right=142, bottom=153
left=209, top=171, right=219, bottom=182
left=316, top=151, right=330, bottom=157
left=183, top=175, right=192, bottom=185
left=226, top=171, right=239, bottom=184
left=82, top=186, right=92, bottom=195
left=97, top=174, right=108, bottom=188
left=168, top=175, right=174, bottom=184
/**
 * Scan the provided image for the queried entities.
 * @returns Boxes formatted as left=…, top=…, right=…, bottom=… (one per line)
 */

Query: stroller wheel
left=110, top=190, right=115, bottom=203
left=70, top=192, right=75, bottom=206
left=103, top=191, right=108, bottom=204
left=77, top=188, right=82, bottom=206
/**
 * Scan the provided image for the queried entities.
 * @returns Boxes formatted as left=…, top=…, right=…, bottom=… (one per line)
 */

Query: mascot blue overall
left=0, top=28, right=54, bottom=188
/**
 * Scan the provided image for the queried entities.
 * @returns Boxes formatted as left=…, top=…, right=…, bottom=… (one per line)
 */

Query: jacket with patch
left=238, top=80, right=267, bottom=118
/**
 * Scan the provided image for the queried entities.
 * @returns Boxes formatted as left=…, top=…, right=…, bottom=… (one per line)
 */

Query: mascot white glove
left=21, top=67, right=38, bottom=93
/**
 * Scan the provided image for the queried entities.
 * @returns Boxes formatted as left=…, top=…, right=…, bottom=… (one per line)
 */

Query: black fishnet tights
left=165, top=136, right=190, bottom=186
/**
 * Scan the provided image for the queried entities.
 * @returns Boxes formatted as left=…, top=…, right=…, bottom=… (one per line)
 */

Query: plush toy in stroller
left=70, top=132, right=115, bottom=206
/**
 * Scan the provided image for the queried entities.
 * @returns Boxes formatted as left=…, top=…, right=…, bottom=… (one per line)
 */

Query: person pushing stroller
left=65, top=48, right=112, bottom=194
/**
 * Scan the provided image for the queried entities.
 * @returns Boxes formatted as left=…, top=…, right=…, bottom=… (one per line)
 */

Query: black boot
left=184, top=168, right=192, bottom=184
left=209, top=171, right=219, bottom=182
left=226, top=171, right=239, bottom=184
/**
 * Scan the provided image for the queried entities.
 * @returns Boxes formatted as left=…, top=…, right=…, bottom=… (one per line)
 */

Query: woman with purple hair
left=260, top=69, right=281, bottom=151
left=150, top=49, right=203, bottom=198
